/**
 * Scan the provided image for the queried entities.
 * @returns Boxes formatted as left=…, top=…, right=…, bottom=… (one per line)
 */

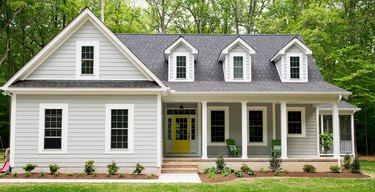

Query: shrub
left=274, top=168, right=281, bottom=176
left=48, top=164, right=60, bottom=175
left=67, top=172, right=73, bottom=176
left=221, top=167, right=232, bottom=177
left=133, top=163, right=145, bottom=175
left=24, top=171, right=32, bottom=177
left=77, top=173, right=86, bottom=177
left=330, top=165, right=341, bottom=173
left=215, top=154, right=226, bottom=173
left=284, top=169, right=289, bottom=174
left=260, top=168, right=269, bottom=173
left=12, top=172, right=17, bottom=177
left=92, top=172, right=97, bottom=177
left=234, top=170, right=243, bottom=177
left=269, top=155, right=282, bottom=172
left=204, top=167, right=218, bottom=179
left=84, top=160, right=95, bottom=175
left=351, top=157, right=361, bottom=173
left=23, top=163, right=37, bottom=172
left=146, top=175, right=152, bottom=179
left=320, top=132, right=333, bottom=155
left=107, top=160, right=120, bottom=175
left=240, top=163, right=250, bottom=173
left=105, top=172, right=111, bottom=177
left=343, top=154, right=351, bottom=170
left=303, top=164, right=317, bottom=173
left=39, top=172, right=45, bottom=177
left=54, top=171, right=60, bottom=176
left=247, top=169, right=255, bottom=176
left=119, top=173, right=125, bottom=178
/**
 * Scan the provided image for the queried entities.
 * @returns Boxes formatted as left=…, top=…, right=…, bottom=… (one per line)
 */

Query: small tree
left=343, top=154, right=351, bottom=169
left=215, top=154, right=226, bottom=173
left=84, top=160, right=95, bottom=175
left=107, top=160, right=120, bottom=175
left=320, top=132, right=333, bottom=156
left=351, top=157, right=361, bottom=173
left=269, top=155, right=282, bottom=172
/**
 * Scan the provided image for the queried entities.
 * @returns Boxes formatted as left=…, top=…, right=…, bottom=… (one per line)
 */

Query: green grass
left=0, top=149, right=5, bottom=164
left=361, top=160, right=375, bottom=175
left=0, top=178, right=374, bottom=192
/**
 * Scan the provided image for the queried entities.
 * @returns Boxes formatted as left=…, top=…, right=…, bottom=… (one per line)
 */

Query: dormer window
left=176, top=56, right=187, bottom=79
left=290, top=56, right=300, bottom=79
left=76, top=41, right=99, bottom=79
left=233, top=56, right=244, bottom=79
left=165, top=37, right=198, bottom=82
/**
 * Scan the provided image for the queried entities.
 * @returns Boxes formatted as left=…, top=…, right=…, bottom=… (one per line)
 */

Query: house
left=0, top=8, right=360, bottom=175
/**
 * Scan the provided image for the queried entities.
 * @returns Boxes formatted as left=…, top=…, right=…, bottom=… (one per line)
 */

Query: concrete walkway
left=0, top=173, right=202, bottom=183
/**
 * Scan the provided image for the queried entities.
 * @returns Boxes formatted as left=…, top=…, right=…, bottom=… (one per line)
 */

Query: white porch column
left=280, top=102, right=288, bottom=159
left=241, top=101, right=248, bottom=159
left=332, top=102, right=340, bottom=159
left=351, top=112, right=356, bottom=157
left=201, top=101, right=208, bottom=159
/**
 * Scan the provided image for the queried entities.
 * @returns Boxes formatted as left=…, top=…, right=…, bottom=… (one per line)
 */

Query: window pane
left=111, top=109, right=129, bottom=149
left=290, top=57, right=300, bottom=79
left=233, top=56, right=243, bottom=79
left=288, top=111, right=302, bottom=134
left=249, top=111, right=263, bottom=142
left=175, top=118, right=188, bottom=140
left=211, top=111, right=225, bottom=142
left=167, top=118, right=172, bottom=140
left=191, top=118, right=195, bottom=140
left=176, top=56, right=186, bottom=79
left=44, top=109, right=62, bottom=149
left=81, top=46, right=94, bottom=75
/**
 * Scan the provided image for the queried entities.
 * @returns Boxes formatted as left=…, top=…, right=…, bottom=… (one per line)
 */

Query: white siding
left=27, top=21, right=147, bottom=80
left=225, top=45, right=251, bottom=82
left=279, top=45, right=308, bottom=82
left=14, top=95, right=158, bottom=169
left=168, top=44, right=195, bottom=82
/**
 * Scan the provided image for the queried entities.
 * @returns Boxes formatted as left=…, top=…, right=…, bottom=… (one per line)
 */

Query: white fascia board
left=318, top=108, right=361, bottom=112
left=270, top=38, right=312, bottom=62
left=219, top=37, right=256, bottom=61
left=3, top=8, right=167, bottom=89
left=169, top=91, right=352, bottom=96
left=164, top=37, right=198, bottom=60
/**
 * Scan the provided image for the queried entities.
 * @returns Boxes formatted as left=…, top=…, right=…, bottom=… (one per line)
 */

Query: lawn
left=0, top=149, right=5, bottom=164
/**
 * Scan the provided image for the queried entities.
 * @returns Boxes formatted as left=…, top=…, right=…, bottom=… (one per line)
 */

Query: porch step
left=161, top=161, right=198, bottom=173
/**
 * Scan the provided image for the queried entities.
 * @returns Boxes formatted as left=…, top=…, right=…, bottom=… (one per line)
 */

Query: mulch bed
left=0, top=173, right=158, bottom=180
left=199, top=170, right=370, bottom=183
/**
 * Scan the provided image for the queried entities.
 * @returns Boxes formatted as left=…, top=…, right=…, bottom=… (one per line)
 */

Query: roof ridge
left=115, top=33, right=301, bottom=37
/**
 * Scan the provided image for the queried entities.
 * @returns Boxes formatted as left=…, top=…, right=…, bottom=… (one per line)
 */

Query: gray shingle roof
left=319, top=101, right=360, bottom=110
left=10, top=80, right=160, bottom=88
left=116, top=34, right=349, bottom=93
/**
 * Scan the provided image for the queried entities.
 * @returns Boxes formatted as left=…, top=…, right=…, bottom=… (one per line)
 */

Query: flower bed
left=0, top=173, right=158, bottom=180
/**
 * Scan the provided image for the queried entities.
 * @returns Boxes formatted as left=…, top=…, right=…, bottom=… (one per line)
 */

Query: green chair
left=226, top=138, right=241, bottom=157
left=270, top=140, right=281, bottom=157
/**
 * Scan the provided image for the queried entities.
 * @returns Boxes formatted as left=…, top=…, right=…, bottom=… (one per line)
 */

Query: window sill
left=287, top=134, right=306, bottom=138
left=208, top=142, right=227, bottom=146
left=38, top=149, right=67, bottom=154
left=105, top=149, right=134, bottom=154
left=248, top=142, right=267, bottom=146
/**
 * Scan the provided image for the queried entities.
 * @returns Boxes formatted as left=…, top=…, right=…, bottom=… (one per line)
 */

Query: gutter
left=169, top=91, right=352, bottom=96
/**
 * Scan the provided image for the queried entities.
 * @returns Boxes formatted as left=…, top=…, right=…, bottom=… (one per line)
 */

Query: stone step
left=162, top=164, right=197, bottom=169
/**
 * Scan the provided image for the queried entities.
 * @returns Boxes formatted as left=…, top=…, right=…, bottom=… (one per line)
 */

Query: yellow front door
left=172, top=115, right=190, bottom=153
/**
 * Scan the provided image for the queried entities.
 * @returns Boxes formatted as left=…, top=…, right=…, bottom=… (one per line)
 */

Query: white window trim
left=207, top=106, right=229, bottom=146
left=169, top=52, right=194, bottom=82
left=76, top=41, right=100, bottom=79
left=230, top=52, right=247, bottom=82
left=248, top=106, right=268, bottom=146
left=38, top=103, right=68, bottom=154
left=105, top=104, right=134, bottom=153
left=286, top=52, right=307, bottom=82
left=287, top=107, right=306, bottom=137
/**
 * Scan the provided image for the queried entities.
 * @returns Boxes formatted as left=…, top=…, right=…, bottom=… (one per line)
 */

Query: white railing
left=340, top=140, right=352, bottom=154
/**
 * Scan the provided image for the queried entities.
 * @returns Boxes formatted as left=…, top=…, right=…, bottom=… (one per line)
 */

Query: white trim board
left=207, top=106, right=229, bottom=146
left=248, top=106, right=268, bottom=146
left=287, top=107, right=306, bottom=138
left=75, top=41, right=100, bottom=79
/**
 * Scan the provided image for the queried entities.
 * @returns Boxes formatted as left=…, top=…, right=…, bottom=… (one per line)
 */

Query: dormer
left=165, top=37, right=198, bottom=82
left=271, top=38, right=312, bottom=82
left=219, top=37, right=256, bottom=82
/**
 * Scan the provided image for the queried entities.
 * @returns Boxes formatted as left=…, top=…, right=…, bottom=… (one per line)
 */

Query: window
left=39, top=104, right=68, bottom=153
left=105, top=104, right=134, bottom=153
left=176, top=56, right=186, bottom=79
left=76, top=41, right=99, bottom=79
left=191, top=118, right=196, bottom=140
left=290, top=56, right=300, bottom=79
left=167, top=118, right=172, bottom=140
left=287, top=107, right=306, bottom=137
left=208, top=107, right=229, bottom=145
left=248, top=107, right=267, bottom=146
left=233, top=56, right=243, bottom=79
left=81, top=46, right=94, bottom=75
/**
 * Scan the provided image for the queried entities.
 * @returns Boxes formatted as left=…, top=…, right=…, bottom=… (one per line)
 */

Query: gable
left=27, top=21, right=148, bottom=80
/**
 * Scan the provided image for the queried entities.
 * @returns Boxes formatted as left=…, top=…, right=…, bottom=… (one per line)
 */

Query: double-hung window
left=233, top=56, right=244, bottom=79
left=76, top=41, right=99, bottom=79
left=248, top=107, right=267, bottom=146
left=290, top=56, right=300, bottom=79
left=81, top=46, right=94, bottom=75
left=176, top=56, right=187, bottom=79
left=39, top=104, right=68, bottom=153
left=208, top=107, right=229, bottom=145
left=287, top=107, right=306, bottom=137
left=105, top=104, right=134, bottom=153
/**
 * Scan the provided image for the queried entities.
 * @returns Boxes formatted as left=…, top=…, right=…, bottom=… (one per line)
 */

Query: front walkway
left=0, top=173, right=202, bottom=183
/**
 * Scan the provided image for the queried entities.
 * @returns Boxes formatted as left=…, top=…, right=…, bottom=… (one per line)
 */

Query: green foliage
left=204, top=167, right=218, bottom=177
left=240, top=163, right=250, bottom=173
left=39, top=172, right=45, bottom=177
left=48, top=164, right=60, bottom=175
left=343, top=154, right=352, bottom=169
left=303, top=164, right=317, bottom=173
left=92, top=172, right=97, bottom=177
left=67, top=172, right=73, bottom=177
left=215, top=154, right=226, bottom=173
left=12, top=172, right=17, bottom=177
left=221, top=167, right=232, bottom=177
left=105, top=172, right=111, bottom=177
left=284, top=169, right=289, bottom=174
left=247, top=169, right=255, bottom=176
left=54, top=171, right=60, bottom=176
left=351, top=157, right=361, bottom=173
left=320, top=132, right=333, bottom=155
left=24, top=171, right=32, bottom=177
left=23, top=163, right=37, bottom=172
left=269, top=155, right=282, bottom=172
left=233, top=170, right=243, bottom=177
left=274, top=168, right=281, bottom=176
left=260, top=168, right=269, bottom=173
left=77, top=173, right=86, bottom=177
left=84, top=160, right=95, bottom=175
left=133, top=163, right=144, bottom=175
left=107, top=160, right=120, bottom=175
left=119, top=173, right=124, bottom=178
left=330, top=165, right=341, bottom=173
